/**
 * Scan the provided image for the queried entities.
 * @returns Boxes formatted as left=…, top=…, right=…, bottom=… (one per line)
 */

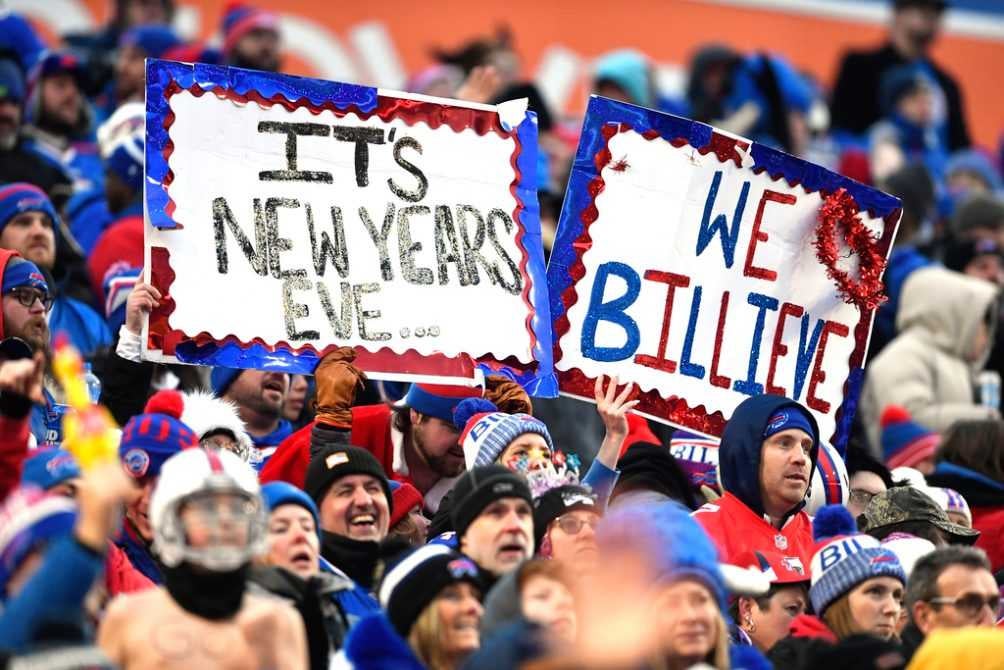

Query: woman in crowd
left=339, top=544, right=483, bottom=670
left=730, top=549, right=810, bottom=653
left=809, top=506, right=907, bottom=642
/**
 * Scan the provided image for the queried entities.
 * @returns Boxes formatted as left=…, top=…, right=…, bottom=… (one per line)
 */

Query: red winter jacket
left=103, top=541, right=154, bottom=597
left=0, top=413, right=30, bottom=503
left=260, top=404, right=396, bottom=487
left=693, top=492, right=816, bottom=569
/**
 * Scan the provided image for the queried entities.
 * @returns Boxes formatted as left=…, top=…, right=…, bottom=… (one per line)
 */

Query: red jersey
left=692, top=492, right=815, bottom=570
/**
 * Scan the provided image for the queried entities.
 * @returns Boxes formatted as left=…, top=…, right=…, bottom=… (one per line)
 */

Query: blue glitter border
left=547, top=96, right=902, bottom=449
left=145, top=59, right=554, bottom=393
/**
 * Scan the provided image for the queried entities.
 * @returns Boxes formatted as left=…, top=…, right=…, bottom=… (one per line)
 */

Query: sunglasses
left=929, top=593, right=1001, bottom=619
left=554, top=514, right=600, bottom=535
left=7, top=287, right=53, bottom=312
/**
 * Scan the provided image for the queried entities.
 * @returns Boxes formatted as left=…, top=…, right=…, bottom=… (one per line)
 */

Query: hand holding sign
left=143, top=60, right=554, bottom=394
left=548, top=98, right=902, bottom=448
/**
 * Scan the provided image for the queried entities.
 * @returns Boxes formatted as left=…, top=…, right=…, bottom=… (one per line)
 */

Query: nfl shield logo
left=774, top=534, right=788, bottom=550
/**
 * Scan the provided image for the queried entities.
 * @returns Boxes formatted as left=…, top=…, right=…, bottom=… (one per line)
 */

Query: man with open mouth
left=450, top=464, right=535, bottom=590
left=693, top=395, right=820, bottom=569
left=211, top=366, right=292, bottom=470
left=304, top=444, right=395, bottom=601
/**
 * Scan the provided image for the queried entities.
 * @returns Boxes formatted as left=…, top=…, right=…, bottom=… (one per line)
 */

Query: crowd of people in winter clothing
left=0, top=0, right=1003, bottom=668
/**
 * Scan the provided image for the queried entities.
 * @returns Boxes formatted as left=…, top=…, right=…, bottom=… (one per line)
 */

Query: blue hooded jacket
left=718, top=394, right=820, bottom=522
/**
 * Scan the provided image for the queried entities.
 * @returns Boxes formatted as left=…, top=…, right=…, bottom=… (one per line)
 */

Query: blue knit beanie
left=119, top=413, right=199, bottom=479
left=453, top=398, right=553, bottom=469
left=20, top=449, right=80, bottom=491
left=597, top=501, right=726, bottom=611
left=0, top=183, right=60, bottom=240
left=211, top=367, right=244, bottom=397
left=261, top=481, right=320, bottom=538
left=809, top=505, right=906, bottom=615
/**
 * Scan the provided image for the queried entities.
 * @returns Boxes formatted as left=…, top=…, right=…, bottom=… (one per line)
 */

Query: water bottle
left=84, top=362, right=102, bottom=404
left=978, top=370, right=1000, bottom=410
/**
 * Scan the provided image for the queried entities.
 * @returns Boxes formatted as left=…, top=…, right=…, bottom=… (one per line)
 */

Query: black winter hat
left=611, top=442, right=699, bottom=510
left=450, top=465, right=533, bottom=541
left=532, top=484, right=598, bottom=549
left=303, top=446, right=393, bottom=514
left=378, top=544, right=482, bottom=637
left=952, top=194, right=1004, bottom=236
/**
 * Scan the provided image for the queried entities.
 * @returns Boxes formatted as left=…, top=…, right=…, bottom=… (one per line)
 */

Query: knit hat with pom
left=144, top=389, right=253, bottom=462
left=880, top=405, right=940, bottom=469
left=453, top=398, right=553, bottom=470
left=809, top=505, right=906, bottom=616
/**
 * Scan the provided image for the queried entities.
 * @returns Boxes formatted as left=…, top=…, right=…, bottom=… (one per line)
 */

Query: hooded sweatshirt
left=692, top=394, right=819, bottom=567
left=860, top=267, right=999, bottom=453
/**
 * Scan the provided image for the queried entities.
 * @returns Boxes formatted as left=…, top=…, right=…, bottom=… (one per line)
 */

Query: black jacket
left=829, top=43, right=970, bottom=151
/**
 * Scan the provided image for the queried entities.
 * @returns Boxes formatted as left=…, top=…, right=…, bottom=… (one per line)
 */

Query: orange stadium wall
left=20, top=0, right=1004, bottom=150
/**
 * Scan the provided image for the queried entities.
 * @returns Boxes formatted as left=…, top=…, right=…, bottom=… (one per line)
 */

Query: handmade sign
left=143, top=59, right=554, bottom=393
left=548, top=97, right=902, bottom=449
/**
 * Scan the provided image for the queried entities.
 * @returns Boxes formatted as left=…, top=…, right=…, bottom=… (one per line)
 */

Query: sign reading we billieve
left=547, top=97, right=902, bottom=448
left=142, top=59, right=554, bottom=392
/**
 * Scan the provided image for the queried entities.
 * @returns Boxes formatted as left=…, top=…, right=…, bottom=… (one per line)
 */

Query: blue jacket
left=338, top=612, right=424, bottom=670
left=49, top=295, right=113, bottom=359
left=581, top=459, right=618, bottom=508
left=0, top=535, right=104, bottom=652
left=718, top=394, right=820, bottom=522
left=318, top=556, right=380, bottom=628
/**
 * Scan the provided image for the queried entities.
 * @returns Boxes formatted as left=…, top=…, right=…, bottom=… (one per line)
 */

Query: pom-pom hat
left=809, top=505, right=906, bottom=616
left=145, top=389, right=253, bottom=462
left=453, top=397, right=554, bottom=469
left=880, top=405, right=940, bottom=470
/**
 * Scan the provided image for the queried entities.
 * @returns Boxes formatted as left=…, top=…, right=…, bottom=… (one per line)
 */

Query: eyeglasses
left=554, top=514, right=600, bottom=535
left=929, top=593, right=1001, bottom=619
left=7, top=287, right=53, bottom=312
left=848, top=488, right=878, bottom=507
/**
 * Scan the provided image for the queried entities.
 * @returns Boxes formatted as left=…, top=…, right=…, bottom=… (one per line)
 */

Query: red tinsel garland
left=814, top=188, right=888, bottom=311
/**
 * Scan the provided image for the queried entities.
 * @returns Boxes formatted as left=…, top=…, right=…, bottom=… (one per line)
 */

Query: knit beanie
left=0, top=59, right=25, bottom=103
left=119, top=25, right=182, bottom=58
left=1, top=256, right=48, bottom=295
left=597, top=501, right=727, bottom=610
left=0, top=183, right=60, bottom=238
left=220, top=3, right=280, bottom=54
left=119, top=412, right=199, bottom=479
left=378, top=544, right=481, bottom=637
left=0, top=487, right=77, bottom=597
left=20, top=449, right=80, bottom=491
left=261, top=481, right=320, bottom=537
left=210, top=367, right=244, bottom=397
left=388, top=480, right=424, bottom=528
left=594, top=49, right=652, bottom=107
left=923, top=486, right=972, bottom=527
left=668, top=430, right=720, bottom=490
left=303, top=446, right=392, bottom=513
left=450, top=465, right=533, bottom=541
left=532, top=484, right=598, bottom=549
left=942, top=236, right=1004, bottom=275
left=879, top=405, right=940, bottom=469
left=145, top=389, right=254, bottom=462
left=610, top=442, right=699, bottom=510
left=404, top=383, right=482, bottom=423
left=808, top=505, right=906, bottom=616
left=879, top=532, right=935, bottom=578
left=952, top=194, right=1004, bottom=236
left=453, top=398, right=554, bottom=469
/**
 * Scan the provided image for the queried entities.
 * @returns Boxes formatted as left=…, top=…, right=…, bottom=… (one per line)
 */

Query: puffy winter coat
left=860, top=267, right=999, bottom=452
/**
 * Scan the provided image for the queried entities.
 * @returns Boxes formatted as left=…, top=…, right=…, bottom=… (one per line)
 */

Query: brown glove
left=313, top=347, right=366, bottom=429
left=483, top=374, right=532, bottom=415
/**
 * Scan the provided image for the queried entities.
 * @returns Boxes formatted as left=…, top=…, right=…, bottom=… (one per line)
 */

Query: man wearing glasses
left=901, top=546, right=999, bottom=661
left=533, top=484, right=601, bottom=577
left=0, top=247, right=64, bottom=447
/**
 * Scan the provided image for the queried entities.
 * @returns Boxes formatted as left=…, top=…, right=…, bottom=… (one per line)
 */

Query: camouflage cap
left=857, top=486, right=979, bottom=545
